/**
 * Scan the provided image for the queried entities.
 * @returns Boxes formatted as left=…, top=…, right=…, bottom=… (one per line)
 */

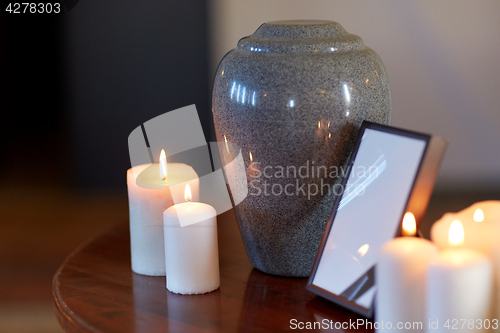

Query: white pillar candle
left=431, top=201, right=500, bottom=332
left=426, top=221, right=494, bottom=333
left=376, top=213, right=438, bottom=332
left=431, top=201, right=500, bottom=256
left=163, top=184, right=220, bottom=294
left=493, top=243, right=500, bottom=332
left=127, top=150, right=199, bottom=276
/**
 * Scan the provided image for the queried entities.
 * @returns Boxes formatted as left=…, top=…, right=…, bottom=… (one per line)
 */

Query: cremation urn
left=212, top=20, right=391, bottom=277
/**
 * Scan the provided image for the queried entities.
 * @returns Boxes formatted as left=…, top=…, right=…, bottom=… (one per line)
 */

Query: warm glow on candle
left=473, top=209, right=484, bottom=222
left=184, top=184, right=192, bottom=202
left=357, top=244, right=369, bottom=257
left=249, top=151, right=253, bottom=162
left=402, top=212, right=417, bottom=236
left=224, top=135, right=229, bottom=154
left=159, top=149, right=167, bottom=181
left=448, top=220, right=464, bottom=246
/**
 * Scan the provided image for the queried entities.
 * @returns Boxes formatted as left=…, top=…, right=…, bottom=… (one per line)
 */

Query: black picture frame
left=306, top=121, right=447, bottom=318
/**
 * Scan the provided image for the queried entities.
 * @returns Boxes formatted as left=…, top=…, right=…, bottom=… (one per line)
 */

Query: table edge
left=52, top=224, right=126, bottom=333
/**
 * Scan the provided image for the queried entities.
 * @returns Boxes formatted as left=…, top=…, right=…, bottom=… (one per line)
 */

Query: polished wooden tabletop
left=52, top=209, right=375, bottom=333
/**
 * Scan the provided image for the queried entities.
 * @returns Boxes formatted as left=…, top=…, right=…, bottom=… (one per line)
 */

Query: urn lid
left=237, top=20, right=364, bottom=54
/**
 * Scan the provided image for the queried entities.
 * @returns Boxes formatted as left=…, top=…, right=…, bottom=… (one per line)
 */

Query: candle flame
left=249, top=151, right=253, bottom=162
left=327, top=122, right=330, bottom=128
left=224, top=135, right=229, bottom=154
left=473, top=209, right=484, bottom=222
left=448, top=220, right=464, bottom=246
left=357, top=244, right=369, bottom=257
left=328, top=133, right=331, bottom=139
left=159, top=149, right=167, bottom=181
left=184, top=184, right=192, bottom=202
left=318, top=121, right=321, bottom=129
left=402, top=212, right=417, bottom=236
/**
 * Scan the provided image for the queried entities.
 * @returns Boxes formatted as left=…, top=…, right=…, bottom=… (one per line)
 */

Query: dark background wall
left=1, top=4, right=65, bottom=187
left=1, top=0, right=213, bottom=189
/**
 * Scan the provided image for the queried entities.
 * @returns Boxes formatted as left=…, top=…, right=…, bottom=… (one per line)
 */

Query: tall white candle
left=127, top=150, right=199, bottom=276
left=163, top=184, right=220, bottom=294
left=426, top=220, right=494, bottom=333
left=376, top=213, right=438, bottom=332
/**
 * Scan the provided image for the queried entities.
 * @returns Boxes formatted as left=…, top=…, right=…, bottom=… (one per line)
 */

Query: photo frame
left=306, top=121, right=447, bottom=318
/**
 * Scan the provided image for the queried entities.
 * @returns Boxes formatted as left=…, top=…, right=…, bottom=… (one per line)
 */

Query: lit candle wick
left=159, top=149, right=168, bottom=184
left=473, top=209, right=484, bottom=222
left=448, top=220, right=464, bottom=246
left=402, top=212, right=417, bottom=237
left=184, top=184, right=192, bottom=203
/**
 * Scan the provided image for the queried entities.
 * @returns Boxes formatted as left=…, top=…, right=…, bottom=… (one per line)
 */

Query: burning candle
left=127, top=150, right=199, bottom=276
left=426, top=220, right=493, bottom=333
left=163, top=184, right=220, bottom=294
left=431, top=201, right=500, bottom=256
left=376, top=213, right=438, bottom=332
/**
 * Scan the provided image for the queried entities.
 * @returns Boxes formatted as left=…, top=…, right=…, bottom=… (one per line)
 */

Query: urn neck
left=237, top=20, right=364, bottom=54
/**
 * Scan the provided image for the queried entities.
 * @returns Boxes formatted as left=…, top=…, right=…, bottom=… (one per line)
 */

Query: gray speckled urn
left=212, top=20, right=391, bottom=277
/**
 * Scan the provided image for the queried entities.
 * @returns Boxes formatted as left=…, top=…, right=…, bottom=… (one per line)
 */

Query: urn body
left=212, top=20, right=391, bottom=277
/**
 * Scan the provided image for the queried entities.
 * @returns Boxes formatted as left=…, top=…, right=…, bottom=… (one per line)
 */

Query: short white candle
left=426, top=220, right=494, bottom=333
left=376, top=213, right=438, bottom=332
left=127, top=150, right=199, bottom=276
left=163, top=184, right=220, bottom=294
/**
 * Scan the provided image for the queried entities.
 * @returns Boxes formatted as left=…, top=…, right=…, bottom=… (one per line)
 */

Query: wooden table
left=53, top=209, right=374, bottom=333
